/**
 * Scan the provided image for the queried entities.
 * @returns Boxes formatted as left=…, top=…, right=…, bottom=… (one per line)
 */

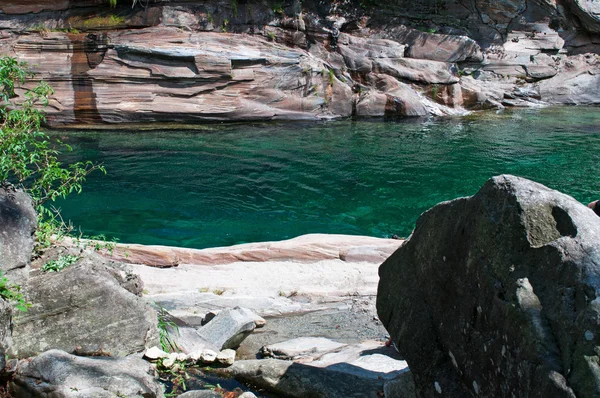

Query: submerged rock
left=378, top=175, right=600, bottom=397
left=9, top=349, right=164, bottom=397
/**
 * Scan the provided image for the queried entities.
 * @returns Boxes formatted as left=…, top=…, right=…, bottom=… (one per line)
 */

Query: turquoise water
left=55, top=107, right=600, bottom=249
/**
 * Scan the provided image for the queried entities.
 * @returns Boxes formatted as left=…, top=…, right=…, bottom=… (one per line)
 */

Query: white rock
left=237, top=307, right=267, bottom=328
left=162, top=353, right=178, bottom=368
left=216, top=349, right=236, bottom=366
left=200, top=349, right=218, bottom=363
left=143, top=346, right=168, bottom=360
left=261, top=337, right=347, bottom=360
left=176, top=353, right=188, bottom=361
left=187, top=350, right=202, bottom=362
left=239, top=393, right=257, bottom=398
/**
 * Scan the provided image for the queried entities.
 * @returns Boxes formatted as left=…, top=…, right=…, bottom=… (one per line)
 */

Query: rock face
left=10, top=251, right=159, bottom=358
left=0, top=187, right=36, bottom=273
left=9, top=349, right=164, bottom=397
left=0, top=0, right=598, bottom=125
left=377, top=175, right=600, bottom=398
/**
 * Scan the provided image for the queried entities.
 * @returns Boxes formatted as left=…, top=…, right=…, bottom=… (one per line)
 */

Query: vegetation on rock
left=0, top=56, right=105, bottom=250
left=0, top=271, right=29, bottom=312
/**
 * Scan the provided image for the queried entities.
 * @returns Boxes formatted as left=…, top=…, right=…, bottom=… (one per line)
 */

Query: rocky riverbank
left=3, top=174, right=600, bottom=396
left=0, top=0, right=598, bottom=126
left=0, top=188, right=411, bottom=397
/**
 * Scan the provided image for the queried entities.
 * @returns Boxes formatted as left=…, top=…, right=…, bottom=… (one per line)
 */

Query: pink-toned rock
left=103, top=234, right=403, bottom=267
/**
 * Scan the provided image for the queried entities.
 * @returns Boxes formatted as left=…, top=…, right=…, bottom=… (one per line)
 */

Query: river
left=54, top=106, right=600, bottom=249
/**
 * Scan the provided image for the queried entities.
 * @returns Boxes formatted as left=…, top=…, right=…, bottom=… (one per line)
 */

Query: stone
left=174, top=325, right=219, bottom=354
left=306, top=341, right=409, bottom=380
left=197, top=307, right=256, bottom=350
left=238, top=393, right=257, bottom=398
left=223, top=358, right=414, bottom=398
left=162, top=352, right=178, bottom=368
left=377, top=174, right=600, bottom=398
left=178, top=392, right=222, bottom=398
left=9, top=349, right=164, bottom=397
left=370, top=26, right=482, bottom=63
left=110, top=233, right=402, bottom=267
left=144, top=346, right=168, bottom=360
left=0, top=188, right=36, bottom=273
left=539, top=54, right=600, bottom=104
left=568, top=0, right=600, bottom=33
left=260, top=337, right=347, bottom=360
left=216, top=348, right=236, bottom=365
left=0, top=299, right=12, bottom=370
left=9, top=251, right=159, bottom=358
left=373, top=58, right=459, bottom=85
left=200, top=349, right=218, bottom=363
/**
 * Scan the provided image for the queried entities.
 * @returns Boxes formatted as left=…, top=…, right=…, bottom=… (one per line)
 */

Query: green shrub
left=42, top=254, right=79, bottom=272
left=0, top=271, right=30, bottom=312
left=0, top=56, right=105, bottom=249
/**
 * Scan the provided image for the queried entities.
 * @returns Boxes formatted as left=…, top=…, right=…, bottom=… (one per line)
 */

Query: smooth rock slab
left=261, top=337, right=347, bottom=360
left=306, top=340, right=409, bottom=381
left=178, top=391, right=222, bottom=398
left=216, top=349, right=236, bottom=365
left=9, top=349, right=164, bottom=397
left=223, top=358, right=414, bottom=398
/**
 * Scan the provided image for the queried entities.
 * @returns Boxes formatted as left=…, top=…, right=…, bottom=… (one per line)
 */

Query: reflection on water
left=55, top=107, right=600, bottom=249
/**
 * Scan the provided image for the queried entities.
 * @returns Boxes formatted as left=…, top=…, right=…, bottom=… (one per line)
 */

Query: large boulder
left=10, top=251, right=159, bottom=358
left=9, top=349, right=164, bottom=397
left=377, top=175, right=600, bottom=398
left=0, top=187, right=36, bottom=273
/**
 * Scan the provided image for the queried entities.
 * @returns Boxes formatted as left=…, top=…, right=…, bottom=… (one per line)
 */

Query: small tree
left=0, top=56, right=105, bottom=248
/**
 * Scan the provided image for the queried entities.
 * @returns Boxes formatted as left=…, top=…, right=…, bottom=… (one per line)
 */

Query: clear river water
left=54, top=107, right=600, bottom=249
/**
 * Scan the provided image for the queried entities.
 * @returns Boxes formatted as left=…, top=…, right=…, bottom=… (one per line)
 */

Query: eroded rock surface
left=9, top=349, right=164, bottom=398
left=10, top=251, right=159, bottom=358
left=0, top=0, right=598, bottom=125
left=377, top=175, right=600, bottom=397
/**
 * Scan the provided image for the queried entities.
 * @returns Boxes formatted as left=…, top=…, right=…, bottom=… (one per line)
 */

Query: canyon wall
left=0, top=0, right=598, bottom=126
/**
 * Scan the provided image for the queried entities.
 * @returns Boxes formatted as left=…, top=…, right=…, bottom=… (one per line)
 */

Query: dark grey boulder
left=10, top=251, right=159, bottom=358
left=377, top=175, right=600, bottom=398
left=9, top=349, right=164, bottom=397
left=0, top=187, right=36, bottom=273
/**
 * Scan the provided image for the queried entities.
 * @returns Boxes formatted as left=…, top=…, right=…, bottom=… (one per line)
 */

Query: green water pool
left=54, top=107, right=600, bottom=249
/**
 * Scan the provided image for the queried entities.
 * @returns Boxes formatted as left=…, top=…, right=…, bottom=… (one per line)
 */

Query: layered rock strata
left=0, top=0, right=597, bottom=126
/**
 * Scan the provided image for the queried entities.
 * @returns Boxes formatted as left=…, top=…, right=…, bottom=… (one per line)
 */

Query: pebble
left=201, top=349, right=218, bottom=363
left=216, top=349, right=236, bottom=365
left=143, top=346, right=169, bottom=360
